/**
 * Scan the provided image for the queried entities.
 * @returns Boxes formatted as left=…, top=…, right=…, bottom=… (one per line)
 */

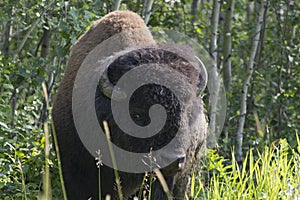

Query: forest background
left=0, top=0, right=299, bottom=199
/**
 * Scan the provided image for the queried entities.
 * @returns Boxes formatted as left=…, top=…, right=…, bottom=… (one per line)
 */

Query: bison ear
left=195, top=56, right=208, bottom=96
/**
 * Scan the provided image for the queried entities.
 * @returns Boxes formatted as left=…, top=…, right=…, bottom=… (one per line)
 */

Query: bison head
left=96, top=45, right=207, bottom=172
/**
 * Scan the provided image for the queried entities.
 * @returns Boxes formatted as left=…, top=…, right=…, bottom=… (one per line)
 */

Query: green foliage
left=189, top=137, right=300, bottom=199
left=0, top=0, right=299, bottom=199
left=0, top=57, right=62, bottom=199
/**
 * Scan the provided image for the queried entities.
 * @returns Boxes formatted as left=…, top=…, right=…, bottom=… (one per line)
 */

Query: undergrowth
left=1, top=132, right=300, bottom=199
left=188, top=135, right=300, bottom=200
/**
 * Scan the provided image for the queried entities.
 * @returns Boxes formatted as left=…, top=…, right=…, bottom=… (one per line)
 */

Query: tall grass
left=103, top=121, right=123, bottom=200
left=40, top=82, right=67, bottom=200
left=189, top=135, right=300, bottom=200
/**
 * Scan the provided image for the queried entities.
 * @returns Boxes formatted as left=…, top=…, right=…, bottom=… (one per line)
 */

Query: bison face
left=96, top=45, right=207, bottom=176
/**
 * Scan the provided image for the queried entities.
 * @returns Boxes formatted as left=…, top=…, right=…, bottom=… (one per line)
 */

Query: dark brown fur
left=52, top=11, right=207, bottom=200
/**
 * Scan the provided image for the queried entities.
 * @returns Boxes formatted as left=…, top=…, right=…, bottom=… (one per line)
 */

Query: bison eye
left=131, top=113, right=149, bottom=126
left=133, top=114, right=141, bottom=119
left=134, top=114, right=141, bottom=119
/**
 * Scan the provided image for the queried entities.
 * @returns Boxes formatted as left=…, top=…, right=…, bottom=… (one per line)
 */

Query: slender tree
left=236, top=0, right=267, bottom=164
left=142, top=0, right=154, bottom=24
left=222, top=0, right=235, bottom=91
left=2, top=6, right=12, bottom=56
left=113, top=0, right=122, bottom=11
left=12, top=1, right=54, bottom=60
left=221, top=0, right=235, bottom=142
left=191, top=0, right=200, bottom=17
left=37, top=21, right=52, bottom=124
left=208, top=0, right=221, bottom=144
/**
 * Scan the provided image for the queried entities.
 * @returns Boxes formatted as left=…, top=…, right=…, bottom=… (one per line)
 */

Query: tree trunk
left=208, top=0, right=221, bottom=146
left=2, top=7, right=12, bottom=56
left=221, top=0, right=235, bottom=143
left=13, top=2, right=53, bottom=59
left=222, top=0, right=235, bottom=91
left=191, top=0, right=200, bottom=17
left=113, top=0, right=122, bottom=11
left=142, top=0, right=154, bottom=24
left=41, top=25, right=51, bottom=58
left=236, top=0, right=266, bottom=165
left=39, top=21, right=52, bottom=124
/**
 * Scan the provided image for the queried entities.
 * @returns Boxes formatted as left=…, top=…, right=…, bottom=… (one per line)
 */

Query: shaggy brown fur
left=52, top=11, right=156, bottom=200
left=107, top=45, right=200, bottom=87
left=99, top=45, right=207, bottom=199
left=52, top=10, right=207, bottom=200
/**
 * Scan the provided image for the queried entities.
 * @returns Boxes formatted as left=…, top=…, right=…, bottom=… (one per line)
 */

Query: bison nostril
left=177, top=156, right=185, bottom=163
left=177, top=156, right=186, bottom=169
left=161, top=155, right=186, bottom=176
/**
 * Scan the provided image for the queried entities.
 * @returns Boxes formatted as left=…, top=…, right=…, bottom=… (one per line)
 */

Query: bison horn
left=98, top=57, right=127, bottom=100
left=195, top=56, right=208, bottom=96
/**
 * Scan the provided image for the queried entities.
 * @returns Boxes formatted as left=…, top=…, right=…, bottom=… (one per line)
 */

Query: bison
left=52, top=11, right=207, bottom=200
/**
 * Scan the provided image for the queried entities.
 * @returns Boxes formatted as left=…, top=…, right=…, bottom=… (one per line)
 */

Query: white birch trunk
left=113, top=0, right=122, bottom=11
left=221, top=0, right=235, bottom=143
left=142, top=0, right=154, bottom=25
left=222, top=0, right=235, bottom=91
left=209, top=0, right=221, bottom=143
left=236, top=0, right=266, bottom=164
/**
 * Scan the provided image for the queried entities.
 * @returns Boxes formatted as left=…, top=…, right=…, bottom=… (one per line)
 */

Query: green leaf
left=0, top=121, right=8, bottom=129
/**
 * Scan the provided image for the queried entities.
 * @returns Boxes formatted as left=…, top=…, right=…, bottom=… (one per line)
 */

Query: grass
left=188, top=135, right=300, bottom=200
left=103, top=121, right=123, bottom=200
left=91, top=131, right=300, bottom=200
left=2, top=130, right=300, bottom=199
left=39, top=82, right=67, bottom=200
